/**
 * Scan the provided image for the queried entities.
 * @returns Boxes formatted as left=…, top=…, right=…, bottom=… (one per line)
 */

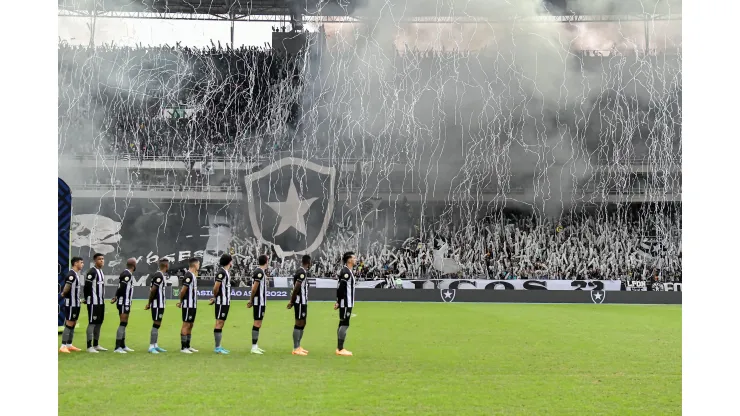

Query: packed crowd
left=225, top=210, right=681, bottom=282
left=58, top=43, right=303, bottom=159
left=58, top=42, right=681, bottom=164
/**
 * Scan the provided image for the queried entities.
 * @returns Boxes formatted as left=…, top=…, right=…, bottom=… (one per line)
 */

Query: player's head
left=126, top=258, right=137, bottom=271
left=188, top=257, right=200, bottom=271
left=71, top=257, right=84, bottom=271
left=159, top=258, right=169, bottom=271
left=258, top=254, right=269, bottom=267
left=219, top=254, right=233, bottom=268
left=302, top=254, right=311, bottom=267
left=93, top=253, right=104, bottom=268
left=343, top=252, right=356, bottom=267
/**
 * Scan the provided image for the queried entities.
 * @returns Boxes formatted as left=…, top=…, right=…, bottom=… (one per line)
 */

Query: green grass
left=58, top=301, right=681, bottom=415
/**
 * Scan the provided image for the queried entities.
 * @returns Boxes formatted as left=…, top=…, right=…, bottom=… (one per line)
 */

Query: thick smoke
left=298, top=0, right=681, bottom=227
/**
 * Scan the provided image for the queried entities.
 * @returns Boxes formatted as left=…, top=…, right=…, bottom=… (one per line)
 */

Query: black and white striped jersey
left=117, top=269, right=134, bottom=306
left=251, top=267, right=267, bottom=306
left=293, top=267, right=309, bottom=305
left=337, top=266, right=356, bottom=308
left=64, top=270, right=81, bottom=307
left=181, top=271, right=198, bottom=309
left=150, top=271, right=168, bottom=308
left=214, top=267, right=231, bottom=306
left=84, top=268, right=105, bottom=305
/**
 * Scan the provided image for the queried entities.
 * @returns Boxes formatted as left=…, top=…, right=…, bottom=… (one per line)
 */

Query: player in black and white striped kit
left=334, top=252, right=357, bottom=356
left=287, top=254, right=311, bottom=356
left=59, top=257, right=84, bottom=353
left=145, top=258, right=169, bottom=353
left=176, top=257, right=200, bottom=354
left=111, top=258, right=136, bottom=354
left=210, top=254, right=232, bottom=354
left=247, top=254, right=269, bottom=355
left=84, top=253, right=108, bottom=353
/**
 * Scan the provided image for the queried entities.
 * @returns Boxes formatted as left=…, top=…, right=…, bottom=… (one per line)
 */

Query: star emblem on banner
left=443, top=290, right=453, bottom=299
left=266, top=181, right=318, bottom=237
left=593, top=292, right=603, bottom=300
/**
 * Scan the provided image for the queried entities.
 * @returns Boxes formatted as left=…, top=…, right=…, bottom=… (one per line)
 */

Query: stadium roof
left=58, top=1, right=363, bottom=16
left=58, top=0, right=681, bottom=19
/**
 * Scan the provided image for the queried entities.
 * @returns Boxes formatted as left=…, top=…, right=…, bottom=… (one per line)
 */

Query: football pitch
left=58, top=301, right=681, bottom=415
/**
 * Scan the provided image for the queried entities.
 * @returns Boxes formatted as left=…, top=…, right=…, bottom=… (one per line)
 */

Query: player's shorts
left=253, top=304, right=266, bottom=321
left=293, top=303, right=308, bottom=321
left=117, top=304, right=131, bottom=315
left=151, top=307, right=165, bottom=322
left=87, top=304, right=105, bottom=325
left=182, top=307, right=197, bottom=323
left=215, top=304, right=230, bottom=321
left=339, top=307, right=353, bottom=323
left=64, top=305, right=80, bottom=322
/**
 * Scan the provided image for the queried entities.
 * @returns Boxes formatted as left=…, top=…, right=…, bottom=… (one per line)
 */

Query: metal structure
left=58, top=9, right=681, bottom=23
left=59, top=0, right=681, bottom=47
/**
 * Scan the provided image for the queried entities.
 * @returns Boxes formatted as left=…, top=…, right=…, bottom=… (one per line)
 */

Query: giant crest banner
left=245, top=158, right=336, bottom=257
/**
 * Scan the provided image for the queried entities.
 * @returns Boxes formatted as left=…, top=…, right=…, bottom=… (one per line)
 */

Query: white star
left=265, top=181, right=318, bottom=237
left=444, top=291, right=452, bottom=298
left=594, top=292, right=602, bottom=300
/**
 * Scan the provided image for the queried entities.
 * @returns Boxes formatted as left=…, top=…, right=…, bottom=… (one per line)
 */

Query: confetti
left=58, top=17, right=680, bottom=282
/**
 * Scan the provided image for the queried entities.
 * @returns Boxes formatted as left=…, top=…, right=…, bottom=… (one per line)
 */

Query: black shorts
left=86, top=304, right=105, bottom=324
left=253, top=304, right=266, bottom=321
left=182, top=307, right=197, bottom=323
left=151, top=307, right=165, bottom=322
left=64, top=305, right=80, bottom=322
left=117, top=304, right=131, bottom=315
left=215, top=304, right=230, bottom=321
left=339, top=307, right=353, bottom=323
left=294, top=303, right=308, bottom=321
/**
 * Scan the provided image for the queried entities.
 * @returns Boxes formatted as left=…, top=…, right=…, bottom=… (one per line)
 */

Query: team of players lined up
left=59, top=252, right=359, bottom=356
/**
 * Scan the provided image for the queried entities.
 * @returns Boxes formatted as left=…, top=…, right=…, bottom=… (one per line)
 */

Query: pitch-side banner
left=270, top=278, right=621, bottom=291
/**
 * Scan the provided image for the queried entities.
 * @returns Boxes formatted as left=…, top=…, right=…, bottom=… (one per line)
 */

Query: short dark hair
left=258, top=254, right=268, bottom=266
left=219, top=254, right=233, bottom=267
left=159, top=258, right=169, bottom=266
left=93, top=253, right=104, bottom=260
left=342, top=252, right=355, bottom=264
left=188, top=257, right=200, bottom=267
left=302, top=254, right=311, bottom=265
left=71, top=257, right=83, bottom=265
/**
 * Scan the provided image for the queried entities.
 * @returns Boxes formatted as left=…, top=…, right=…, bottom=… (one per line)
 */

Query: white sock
left=150, top=344, right=156, bottom=349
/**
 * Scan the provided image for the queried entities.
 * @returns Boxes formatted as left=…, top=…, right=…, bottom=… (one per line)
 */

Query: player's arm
left=61, top=274, right=73, bottom=298
left=210, top=272, right=223, bottom=305
left=288, top=279, right=301, bottom=308
left=61, top=283, right=71, bottom=298
left=248, top=279, right=259, bottom=308
left=248, top=270, right=263, bottom=308
left=112, top=273, right=126, bottom=303
left=335, top=271, right=347, bottom=310
left=145, top=276, right=159, bottom=309
left=83, top=270, right=94, bottom=304
left=177, top=276, right=190, bottom=308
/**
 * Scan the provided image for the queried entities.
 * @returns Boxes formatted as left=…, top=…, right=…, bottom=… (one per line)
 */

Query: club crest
left=591, top=290, right=606, bottom=304
left=245, top=158, right=336, bottom=256
left=441, top=289, right=456, bottom=303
